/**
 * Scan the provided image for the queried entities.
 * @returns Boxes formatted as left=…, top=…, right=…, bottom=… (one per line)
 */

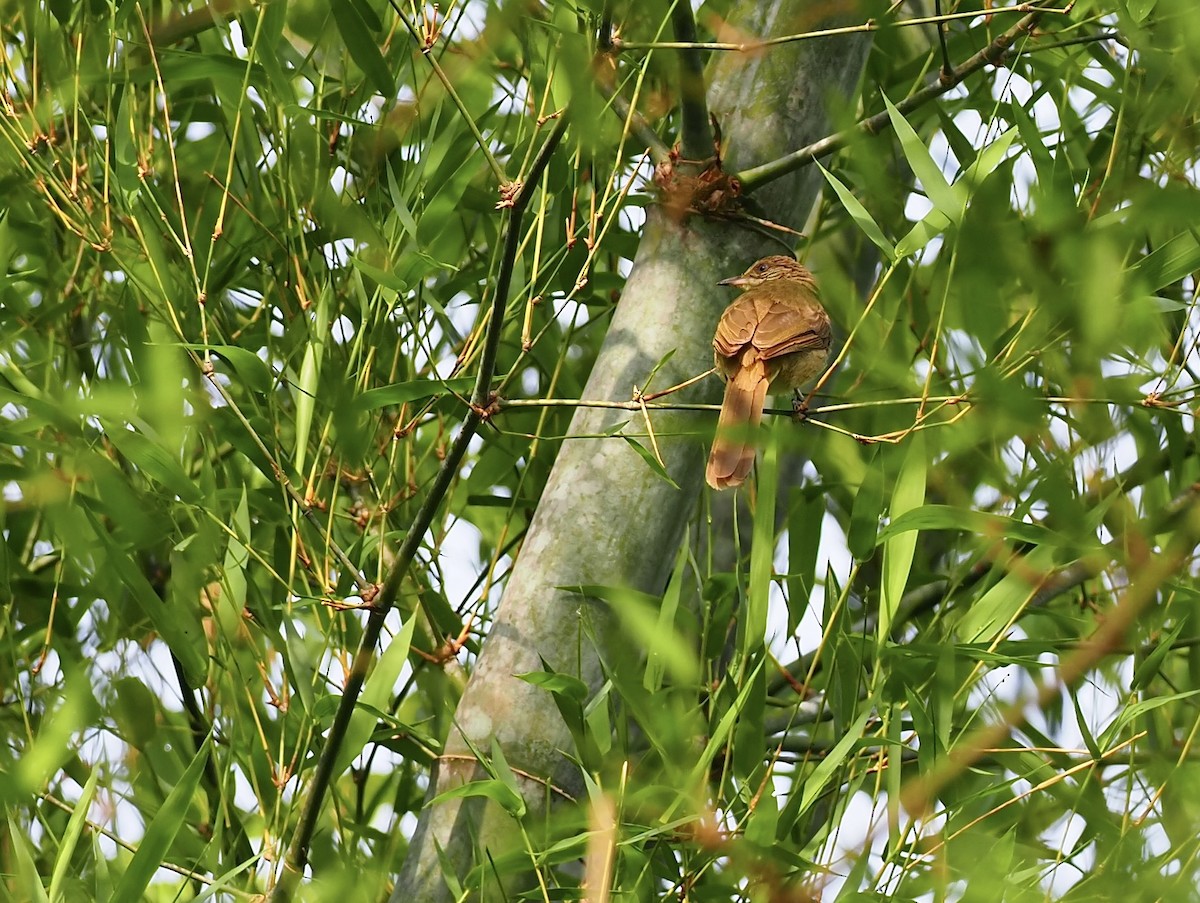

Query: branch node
left=496, top=180, right=523, bottom=209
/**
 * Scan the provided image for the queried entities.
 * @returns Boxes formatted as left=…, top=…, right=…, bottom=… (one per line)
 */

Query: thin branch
left=767, top=445, right=1200, bottom=699
left=596, top=80, right=671, bottom=161
left=934, top=0, right=954, bottom=85
left=735, top=6, right=1054, bottom=192
left=201, top=365, right=373, bottom=594
left=669, top=0, right=713, bottom=160
left=1029, top=483, right=1200, bottom=608
left=395, top=6, right=508, bottom=186
left=267, top=117, right=569, bottom=902
left=149, top=0, right=247, bottom=45
left=598, top=1, right=615, bottom=52
left=615, top=4, right=1068, bottom=52
left=900, top=489, right=1200, bottom=814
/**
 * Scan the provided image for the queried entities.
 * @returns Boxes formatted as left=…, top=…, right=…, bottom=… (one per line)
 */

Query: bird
left=705, top=255, right=832, bottom=490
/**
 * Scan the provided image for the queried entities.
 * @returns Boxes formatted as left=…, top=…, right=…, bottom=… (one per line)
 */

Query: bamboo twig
left=735, top=7, right=1057, bottom=192
left=267, top=117, right=569, bottom=902
left=669, top=0, right=713, bottom=160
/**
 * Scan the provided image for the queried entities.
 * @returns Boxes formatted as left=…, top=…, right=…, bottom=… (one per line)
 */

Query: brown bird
left=706, top=255, right=832, bottom=490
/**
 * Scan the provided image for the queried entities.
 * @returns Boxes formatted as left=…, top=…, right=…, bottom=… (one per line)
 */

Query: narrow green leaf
left=817, top=162, right=895, bottom=260
left=746, top=426, right=780, bottom=649
left=1099, top=688, right=1200, bottom=749
left=428, top=779, right=525, bottom=817
left=102, top=422, right=200, bottom=504
left=331, top=0, right=395, bottom=96
left=334, top=613, right=418, bottom=778
left=1008, top=98, right=1056, bottom=187
left=646, top=526, right=691, bottom=691
left=384, top=162, right=420, bottom=237
left=797, top=706, right=872, bottom=816
left=578, top=582, right=699, bottom=686
left=958, top=545, right=1058, bottom=642
left=877, top=504, right=1059, bottom=547
left=293, top=286, right=331, bottom=475
left=7, top=814, right=49, bottom=902
left=883, top=94, right=964, bottom=223
left=847, top=450, right=884, bottom=558
left=83, top=510, right=207, bottom=687
left=179, top=343, right=275, bottom=394
left=353, top=376, right=475, bottom=411
left=688, top=661, right=765, bottom=788
left=1068, top=687, right=1102, bottom=759
left=487, top=739, right=528, bottom=818
left=621, top=436, right=681, bottom=489
left=880, top=433, right=926, bottom=643
left=894, top=209, right=954, bottom=258
left=1131, top=620, right=1186, bottom=690
left=516, top=669, right=589, bottom=703
left=1131, top=229, right=1200, bottom=291
left=1126, top=0, right=1157, bottom=21
left=110, top=734, right=213, bottom=903
left=49, top=766, right=101, bottom=903
left=786, top=488, right=823, bottom=636
left=957, top=127, right=1018, bottom=191
left=350, top=256, right=408, bottom=293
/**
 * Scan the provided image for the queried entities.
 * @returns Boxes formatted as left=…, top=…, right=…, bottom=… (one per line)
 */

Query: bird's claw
left=791, top=392, right=811, bottom=423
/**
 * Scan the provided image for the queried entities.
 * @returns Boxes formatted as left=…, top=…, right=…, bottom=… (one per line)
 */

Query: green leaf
left=179, top=344, right=275, bottom=394
left=1131, top=620, right=1186, bottom=690
left=847, top=450, right=884, bottom=559
left=516, top=669, right=589, bottom=703
left=817, top=162, right=895, bottom=261
left=82, top=509, right=208, bottom=686
left=877, top=504, right=1059, bottom=547
left=110, top=734, right=213, bottom=903
left=797, top=706, right=873, bottom=816
left=49, top=766, right=102, bottom=903
left=331, top=0, right=395, bottom=96
left=957, top=127, right=1018, bottom=191
left=487, top=738, right=528, bottom=819
left=293, top=285, right=331, bottom=476
left=880, top=433, right=926, bottom=643
left=746, top=426, right=780, bottom=650
left=687, top=661, right=764, bottom=788
left=353, top=376, right=475, bottom=411
left=1099, top=688, right=1200, bottom=748
left=567, top=583, right=699, bottom=686
left=6, top=814, right=49, bottom=902
left=1131, top=229, right=1200, bottom=291
left=958, top=545, right=1058, bottom=642
left=883, top=94, right=964, bottom=223
left=429, top=778, right=525, bottom=816
left=895, top=210, right=954, bottom=258
left=1126, top=0, right=1157, bottom=21
left=786, top=488, right=823, bottom=636
left=102, top=422, right=201, bottom=504
left=646, top=526, right=691, bottom=691
left=350, top=256, right=409, bottom=293
left=621, top=435, right=680, bottom=489
left=334, top=613, right=418, bottom=778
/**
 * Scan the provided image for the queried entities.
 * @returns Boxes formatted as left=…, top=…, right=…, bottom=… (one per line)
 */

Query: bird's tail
left=706, top=360, right=769, bottom=490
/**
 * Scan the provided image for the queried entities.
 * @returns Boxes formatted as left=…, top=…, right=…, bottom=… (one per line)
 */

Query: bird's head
left=718, top=255, right=815, bottom=289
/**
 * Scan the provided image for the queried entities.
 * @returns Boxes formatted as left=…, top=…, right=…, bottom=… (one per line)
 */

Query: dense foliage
left=2, top=0, right=1200, bottom=900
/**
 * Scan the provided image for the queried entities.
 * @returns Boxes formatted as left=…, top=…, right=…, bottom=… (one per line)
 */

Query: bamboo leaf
left=110, top=735, right=213, bottom=903
left=818, top=162, right=896, bottom=260
left=880, top=434, right=926, bottom=643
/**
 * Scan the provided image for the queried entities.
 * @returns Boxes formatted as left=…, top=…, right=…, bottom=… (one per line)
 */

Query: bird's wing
left=712, top=294, right=762, bottom=359
left=753, top=297, right=832, bottom=361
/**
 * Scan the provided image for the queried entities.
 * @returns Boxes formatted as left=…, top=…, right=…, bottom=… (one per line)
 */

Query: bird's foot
left=791, top=392, right=811, bottom=423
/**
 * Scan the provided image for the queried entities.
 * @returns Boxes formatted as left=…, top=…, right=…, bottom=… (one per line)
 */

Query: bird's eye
left=755, top=263, right=768, bottom=273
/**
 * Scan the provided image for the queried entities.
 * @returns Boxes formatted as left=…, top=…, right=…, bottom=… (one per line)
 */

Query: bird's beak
left=718, top=275, right=748, bottom=286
